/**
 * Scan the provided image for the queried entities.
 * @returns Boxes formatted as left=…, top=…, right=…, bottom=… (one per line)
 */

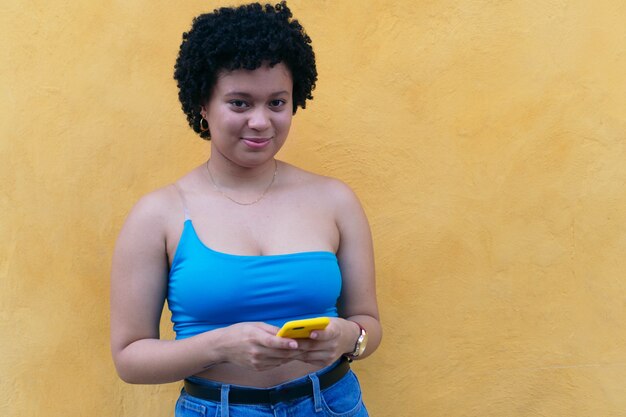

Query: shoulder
left=279, top=162, right=359, bottom=202
left=127, top=166, right=207, bottom=222
left=128, top=185, right=180, bottom=224
left=278, top=162, right=364, bottom=220
left=118, top=184, right=185, bottom=242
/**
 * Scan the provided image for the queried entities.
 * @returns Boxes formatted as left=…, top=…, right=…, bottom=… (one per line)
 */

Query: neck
left=206, top=156, right=278, bottom=205
left=208, top=152, right=277, bottom=185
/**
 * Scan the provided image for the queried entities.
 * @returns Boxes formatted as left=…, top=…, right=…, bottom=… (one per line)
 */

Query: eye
left=269, top=99, right=286, bottom=109
left=229, top=100, right=249, bottom=109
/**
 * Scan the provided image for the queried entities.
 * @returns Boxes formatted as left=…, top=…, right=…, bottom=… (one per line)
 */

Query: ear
left=200, top=106, right=207, bottom=119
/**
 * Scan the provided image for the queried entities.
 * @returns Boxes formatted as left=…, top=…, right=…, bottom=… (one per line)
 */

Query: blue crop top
left=167, top=219, right=342, bottom=340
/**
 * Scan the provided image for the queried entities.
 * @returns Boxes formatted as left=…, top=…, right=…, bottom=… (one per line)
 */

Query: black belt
left=184, top=358, right=350, bottom=405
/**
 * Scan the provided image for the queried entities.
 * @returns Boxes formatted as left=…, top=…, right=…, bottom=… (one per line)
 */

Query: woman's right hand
left=216, top=322, right=301, bottom=371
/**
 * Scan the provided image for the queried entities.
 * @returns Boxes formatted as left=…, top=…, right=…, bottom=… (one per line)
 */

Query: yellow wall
left=2, top=1, right=626, bottom=416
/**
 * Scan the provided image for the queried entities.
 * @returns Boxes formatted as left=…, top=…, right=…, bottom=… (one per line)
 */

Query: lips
left=242, top=137, right=272, bottom=149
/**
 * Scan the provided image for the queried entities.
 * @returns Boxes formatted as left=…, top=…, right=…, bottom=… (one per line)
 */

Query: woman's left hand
left=292, top=318, right=360, bottom=367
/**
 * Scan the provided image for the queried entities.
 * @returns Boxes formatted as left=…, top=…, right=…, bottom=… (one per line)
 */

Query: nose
left=248, top=108, right=271, bottom=131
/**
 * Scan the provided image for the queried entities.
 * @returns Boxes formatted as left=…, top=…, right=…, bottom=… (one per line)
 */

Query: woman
left=110, top=2, right=381, bottom=416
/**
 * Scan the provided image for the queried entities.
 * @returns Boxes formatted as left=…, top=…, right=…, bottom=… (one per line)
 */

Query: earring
left=200, top=117, right=209, bottom=132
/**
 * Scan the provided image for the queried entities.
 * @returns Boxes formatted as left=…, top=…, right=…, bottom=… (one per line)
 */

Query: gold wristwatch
left=345, top=322, right=368, bottom=362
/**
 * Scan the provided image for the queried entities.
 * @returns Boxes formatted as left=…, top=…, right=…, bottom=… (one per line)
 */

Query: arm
left=110, top=191, right=219, bottom=383
left=333, top=181, right=382, bottom=360
left=295, top=180, right=382, bottom=365
left=110, top=190, right=299, bottom=384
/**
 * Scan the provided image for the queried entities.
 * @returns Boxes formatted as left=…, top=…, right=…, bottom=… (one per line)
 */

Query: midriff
left=192, top=360, right=328, bottom=388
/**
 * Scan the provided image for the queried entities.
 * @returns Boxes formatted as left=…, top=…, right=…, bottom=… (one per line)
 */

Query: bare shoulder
left=280, top=162, right=361, bottom=210
left=124, top=185, right=180, bottom=228
left=119, top=165, right=209, bottom=242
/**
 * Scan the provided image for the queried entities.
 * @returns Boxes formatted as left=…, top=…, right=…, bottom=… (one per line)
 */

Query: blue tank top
left=167, top=219, right=341, bottom=339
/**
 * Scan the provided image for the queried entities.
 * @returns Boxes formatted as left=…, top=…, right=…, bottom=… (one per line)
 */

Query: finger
left=241, top=344, right=303, bottom=370
left=292, top=339, right=330, bottom=352
left=309, top=328, right=336, bottom=341
left=311, top=318, right=342, bottom=340
left=246, top=323, right=298, bottom=350
left=292, top=339, right=316, bottom=350
left=252, top=322, right=281, bottom=335
left=263, top=334, right=300, bottom=350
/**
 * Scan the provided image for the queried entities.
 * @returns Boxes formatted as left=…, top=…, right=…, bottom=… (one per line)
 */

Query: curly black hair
left=174, top=1, right=317, bottom=140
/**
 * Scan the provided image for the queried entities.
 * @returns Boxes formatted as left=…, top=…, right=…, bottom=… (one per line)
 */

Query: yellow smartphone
left=276, top=317, right=330, bottom=338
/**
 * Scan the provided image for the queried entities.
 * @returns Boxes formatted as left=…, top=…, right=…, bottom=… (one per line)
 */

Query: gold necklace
left=205, top=159, right=278, bottom=206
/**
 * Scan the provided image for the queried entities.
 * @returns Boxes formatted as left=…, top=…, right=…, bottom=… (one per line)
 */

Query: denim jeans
left=175, top=362, right=369, bottom=417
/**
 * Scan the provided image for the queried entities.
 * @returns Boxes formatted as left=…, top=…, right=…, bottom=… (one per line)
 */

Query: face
left=202, top=62, right=293, bottom=169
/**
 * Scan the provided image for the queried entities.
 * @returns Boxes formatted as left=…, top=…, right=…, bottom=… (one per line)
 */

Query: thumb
left=309, top=328, right=333, bottom=341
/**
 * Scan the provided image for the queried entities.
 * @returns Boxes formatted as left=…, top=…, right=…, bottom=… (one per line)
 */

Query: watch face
left=358, top=332, right=368, bottom=355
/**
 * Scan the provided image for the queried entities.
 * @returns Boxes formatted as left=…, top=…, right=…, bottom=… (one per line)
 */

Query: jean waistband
left=183, top=357, right=350, bottom=405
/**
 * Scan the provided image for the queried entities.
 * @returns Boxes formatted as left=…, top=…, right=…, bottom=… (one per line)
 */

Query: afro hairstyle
left=173, top=1, right=317, bottom=140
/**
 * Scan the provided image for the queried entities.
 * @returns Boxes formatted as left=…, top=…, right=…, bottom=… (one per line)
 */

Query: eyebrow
left=224, top=90, right=290, bottom=97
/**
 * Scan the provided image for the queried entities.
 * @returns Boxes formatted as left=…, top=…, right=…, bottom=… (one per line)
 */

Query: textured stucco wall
left=2, top=1, right=626, bottom=416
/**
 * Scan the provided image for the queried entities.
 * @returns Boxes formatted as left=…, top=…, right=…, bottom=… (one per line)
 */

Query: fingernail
left=289, top=341, right=298, bottom=349
left=310, top=332, right=318, bottom=339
